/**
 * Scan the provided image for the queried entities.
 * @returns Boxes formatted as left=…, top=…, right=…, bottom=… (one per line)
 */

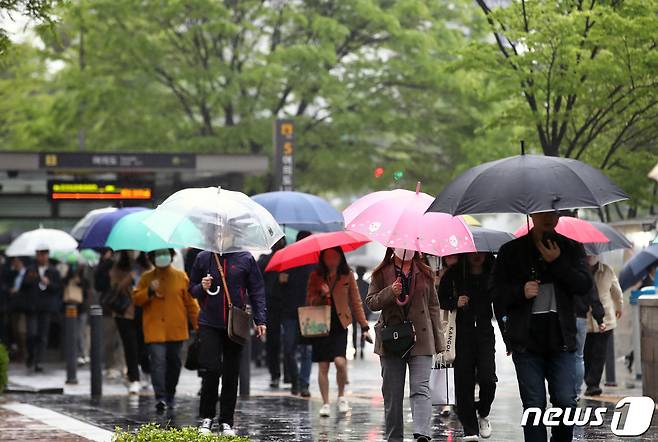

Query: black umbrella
left=583, top=221, right=633, bottom=255
left=619, top=244, right=658, bottom=291
left=427, top=154, right=629, bottom=215
left=470, top=227, right=515, bottom=253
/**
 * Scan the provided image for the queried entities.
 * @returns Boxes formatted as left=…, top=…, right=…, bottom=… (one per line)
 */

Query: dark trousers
left=26, top=311, right=51, bottom=367
left=455, top=333, right=497, bottom=437
left=266, top=310, right=282, bottom=381
left=135, top=307, right=150, bottom=374
left=198, top=325, right=243, bottom=426
left=0, top=310, right=9, bottom=347
left=512, top=350, right=577, bottom=442
left=148, top=341, right=183, bottom=404
left=115, top=317, right=140, bottom=382
left=282, top=318, right=312, bottom=388
left=584, top=330, right=611, bottom=389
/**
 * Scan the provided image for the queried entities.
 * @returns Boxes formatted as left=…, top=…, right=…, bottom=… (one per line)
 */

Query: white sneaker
left=128, top=381, right=141, bottom=395
left=478, top=414, right=492, bottom=438
left=440, top=405, right=451, bottom=417
left=463, top=436, right=479, bottom=441
left=319, top=403, right=331, bottom=417
left=220, top=423, right=236, bottom=436
left=141, top=373, right=151, bottom=391
left=338, top=397, right=350, bottom=413
left=198, top=418, right=213, bottom=435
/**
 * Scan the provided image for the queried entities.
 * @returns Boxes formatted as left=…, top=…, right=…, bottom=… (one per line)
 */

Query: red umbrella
left=514, top=217, right=610, bottom=244
left=265, top=231, right=370, bottom=272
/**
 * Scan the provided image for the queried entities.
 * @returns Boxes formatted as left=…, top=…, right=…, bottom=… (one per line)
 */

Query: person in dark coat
left=22, top=249, right=62, bottom=372
left=352, top=265, right=372, bottom=359
left=190, top=250, right=266, bottom=436
left=439, top=253, right=498, bottom=440
left=257, top=238, right=286, bottom=389
left=494, top=211, right=593, bottom=442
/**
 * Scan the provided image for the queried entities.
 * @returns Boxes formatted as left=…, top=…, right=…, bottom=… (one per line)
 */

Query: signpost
left=273, top=119, right=295, bottom=191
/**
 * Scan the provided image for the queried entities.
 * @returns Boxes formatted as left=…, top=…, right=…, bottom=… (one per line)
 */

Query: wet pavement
left=3, top=326, right=657, bottom=441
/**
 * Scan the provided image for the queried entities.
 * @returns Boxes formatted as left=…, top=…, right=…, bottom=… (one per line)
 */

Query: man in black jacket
left=22, top=249, right=62, bottom=372
left=494, top=212, right=593, bottom=442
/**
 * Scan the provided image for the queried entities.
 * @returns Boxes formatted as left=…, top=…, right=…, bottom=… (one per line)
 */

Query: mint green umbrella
left=106, top=209, right=201, bottom=252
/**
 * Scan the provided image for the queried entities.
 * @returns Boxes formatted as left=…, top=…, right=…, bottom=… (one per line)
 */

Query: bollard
left=604, top=331, right=617, bottom=386
left=64, top=304, right=79, bottom=385
left=89, top=304, right=104, bottom=398
left=239, top=334, right=251, bottom=397
left=639, top=293, right=658, bottom=401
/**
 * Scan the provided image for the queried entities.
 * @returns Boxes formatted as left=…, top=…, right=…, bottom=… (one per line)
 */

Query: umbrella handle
left=205, top=273, right=221, bottom=296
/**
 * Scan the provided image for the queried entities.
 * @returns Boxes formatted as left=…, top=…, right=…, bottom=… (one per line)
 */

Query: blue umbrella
left=252, top=191, right=343, bottom=232
left=619, top=244, right=658, bottom=291
left=79, top=207, right=147, bottom=249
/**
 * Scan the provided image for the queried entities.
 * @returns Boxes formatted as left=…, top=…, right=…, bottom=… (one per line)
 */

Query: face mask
left=587, top=255, right=599, bottom=266
left=154, top=252, right=172, bottom=268
left=394, top=248, right=412, bottom=261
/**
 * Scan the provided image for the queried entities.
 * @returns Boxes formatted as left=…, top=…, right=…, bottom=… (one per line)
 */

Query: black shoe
left=585, top=386, right=603, bottom=396
left=155, top=400, right=167, bottom=412
left=291, top=384, right=299, bottom=396
left=414, top=434, right=431, bottom=441
left=269, top=378, right=280, bottom=389
left=34, top=365, right=44, bottom=373
left=300, top=388, right=311, bottom=398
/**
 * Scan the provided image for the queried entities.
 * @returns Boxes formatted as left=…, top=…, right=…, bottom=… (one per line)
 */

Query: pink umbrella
left=514, top=216, right=610, bottom=243
left=343, top=183, right=476, bottom=256
left=265, top=231, right=370, bottom=272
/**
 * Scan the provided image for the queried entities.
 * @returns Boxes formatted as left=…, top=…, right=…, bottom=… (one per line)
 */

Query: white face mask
left=393, top=248, right=412, bottom=261
left=154, top=252, right=172, bottom=268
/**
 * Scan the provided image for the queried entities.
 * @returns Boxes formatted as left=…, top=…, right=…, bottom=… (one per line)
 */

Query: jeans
left=26, top=311, right=51, bottom=367
left=115, top=317, right=140, bottom=382
left=148, top=341, right=183, bottom=405
left=198, top=325, right=243, bottom=426
left=380, top=355, right=433, bottom=441
left=584, top=330, right=612, bottom=389
left=282, top=318, right=312, bottom=388
left=574, top=318, right=587, bottom=397
left=512, top=350, right=577, bottom=442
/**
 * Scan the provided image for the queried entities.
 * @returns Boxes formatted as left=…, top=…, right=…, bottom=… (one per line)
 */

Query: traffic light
left=393, top=170, right=404, bottom=180
left=374, top=167, right=385, bottom=178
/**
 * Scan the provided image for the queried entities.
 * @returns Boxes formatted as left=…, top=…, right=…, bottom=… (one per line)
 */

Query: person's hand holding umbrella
left=457, top=295, right=470, bottom=308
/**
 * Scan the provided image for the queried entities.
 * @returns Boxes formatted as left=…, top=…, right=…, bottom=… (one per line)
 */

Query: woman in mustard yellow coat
left=133, top=249, right=199, bottom=411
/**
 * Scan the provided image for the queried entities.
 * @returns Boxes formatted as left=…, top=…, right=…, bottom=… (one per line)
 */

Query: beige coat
left=587, top=262, right=623, bottom=333
left=366, top=263, right=445, bottom=357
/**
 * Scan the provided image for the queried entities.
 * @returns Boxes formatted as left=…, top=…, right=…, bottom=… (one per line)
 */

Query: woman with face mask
left=366, top=247, right=445, bottom=442
left=306, top=246, right=372, bottom=418
left=133, top=248, right=200, bottom=411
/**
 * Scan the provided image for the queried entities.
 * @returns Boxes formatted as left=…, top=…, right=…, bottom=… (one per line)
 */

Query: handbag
left=184, top=333, right=200, bottom=371
left=213, top=254, right=251, bottom=346
left=442, top=309, right=457, bottom=364
left=381, top=271, right=416, bottom=358
left=430, top=354, right=456, bottom=405
left=63, top=277, right=84, bottom=305
left=100, top=286, right=131, bottom=315
left=298, top=275, right=338, bottom=338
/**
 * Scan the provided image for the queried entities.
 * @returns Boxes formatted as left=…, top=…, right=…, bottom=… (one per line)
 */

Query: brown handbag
left=213, top=254, right=251, bottom=346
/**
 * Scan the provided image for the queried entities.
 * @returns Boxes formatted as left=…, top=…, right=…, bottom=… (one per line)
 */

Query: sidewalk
left=2, top=327, right=653, bottom=441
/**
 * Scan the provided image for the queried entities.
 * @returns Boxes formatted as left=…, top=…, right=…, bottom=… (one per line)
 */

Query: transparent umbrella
left=6, top=228, right=78, bottom=257
left=143, top=187, right=284, bottom=254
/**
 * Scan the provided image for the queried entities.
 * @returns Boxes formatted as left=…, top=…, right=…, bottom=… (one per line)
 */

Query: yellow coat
left=133, top=266, right=199, bottom=344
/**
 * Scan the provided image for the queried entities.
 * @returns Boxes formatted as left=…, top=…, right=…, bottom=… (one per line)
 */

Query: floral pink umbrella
left=343, top=183, right=476, bottom=256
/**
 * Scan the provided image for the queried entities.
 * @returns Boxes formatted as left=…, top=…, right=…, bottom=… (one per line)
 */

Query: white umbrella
left=143, top=187, right=284, bottom=254
left=6, top=228, right=78, bottom=257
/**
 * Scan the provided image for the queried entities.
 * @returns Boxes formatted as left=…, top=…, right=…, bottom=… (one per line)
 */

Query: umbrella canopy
left=106, top=210, right=202, bottom=252
left=619, top=244, right=658, bottom=291
left=79, top=207, right=147, bottom=249
left=584, top=222, right=633, bottom=255
left=70, top=207, right=118, bottom=240
left=427, top=154, right=629, bottom=215
left=6, top=228, right=78, bottom=257
left=51, top=249, right=100, bottom=266
left=343, top=185, right=476, bottom=256
left=514, top=217, right=609, bottom=244
left=265, top=231, right=370, bottom=272
left=468, top=226, right=515, bottom=253
left=143, top=187, right=284, bottom=254
left=252, top=191, right=344, bottom=232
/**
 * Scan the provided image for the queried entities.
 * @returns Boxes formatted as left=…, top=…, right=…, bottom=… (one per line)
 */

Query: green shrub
left=113, top=424, right=249, bottom=442
left=0, top=343, right=8, bottom=394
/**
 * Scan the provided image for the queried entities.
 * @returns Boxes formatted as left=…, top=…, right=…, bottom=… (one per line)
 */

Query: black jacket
left=574, top=281, right=605, bottom=322
left=21, top=264, right=62, bottom=313
left=493, top=233, right=592, bottom=353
